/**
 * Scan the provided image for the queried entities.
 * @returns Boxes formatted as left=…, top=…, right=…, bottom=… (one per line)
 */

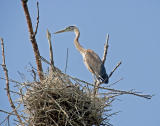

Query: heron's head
left=54, top=26, right=78, bottom=34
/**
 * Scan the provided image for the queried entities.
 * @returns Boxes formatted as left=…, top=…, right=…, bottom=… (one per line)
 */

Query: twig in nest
left=66, top=74, right=93, bottom=87
left=65, top=48, right=69, bottom=73
left=46, top=29, right=54, bottom=68
left=21, top=0, right=44, bottom=81
left=0, top=38, right=24, bottom=125
left=34, top=2, right=39, bottom=36
left=28, top=63, right=37, bottom=81
left=0, top=77, right=22, bottom=85
left=102, top=34, right=109, bottom=64
left=40, top=56, right=51, bottom=65
left=48, top=94, right=69, bottom=119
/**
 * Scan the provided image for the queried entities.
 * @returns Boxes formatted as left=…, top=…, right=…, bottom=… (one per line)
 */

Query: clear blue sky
left=0, top=0, right=160, bottom=125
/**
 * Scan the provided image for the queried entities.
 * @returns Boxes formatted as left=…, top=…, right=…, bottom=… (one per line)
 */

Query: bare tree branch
left=65, top=48, right=69, bottom=73
left=40, top=56, right=51, bottom=65
left=0, top=110, right=14, bottom=116
left=102, top=34, right=109, bottom=64
left=28, top=63, right=37, bottom=81
left=66, top=74, right=152, bottom=99
left=107, top=77, right=123, bottom=87
left=109, top=61, right=122, bottom=78
left=34, top=1, right=39, bottom=36
left=46, top=29, right=54, bottom=68
left=100, top=88, right=153, bottom=99
left=0, top=77, right=22, bottom=85
left=0, top=115, right=10, bottom=126
left=21, top=0, right=44, bottom=81
left=0, top=38, right=24, bottom=126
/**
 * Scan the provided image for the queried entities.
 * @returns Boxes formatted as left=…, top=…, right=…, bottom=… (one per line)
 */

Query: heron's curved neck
left=74, top=29, right=86, bottom=54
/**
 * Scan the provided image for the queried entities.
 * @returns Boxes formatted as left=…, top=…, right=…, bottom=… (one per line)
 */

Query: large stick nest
left=21, top=68, right=113, bottom=126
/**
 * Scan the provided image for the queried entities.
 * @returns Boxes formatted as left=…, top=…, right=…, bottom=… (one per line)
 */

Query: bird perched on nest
left=54, top=26, right=108, bottom=84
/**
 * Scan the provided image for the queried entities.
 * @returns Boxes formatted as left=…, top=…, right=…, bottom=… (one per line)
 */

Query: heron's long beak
left=54, top=29, right=66, bottom=34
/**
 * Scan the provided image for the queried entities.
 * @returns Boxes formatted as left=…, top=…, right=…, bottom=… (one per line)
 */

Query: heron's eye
left=66, top=26, right=74, bottom=31
left=69, top=26, right=74, bottom=29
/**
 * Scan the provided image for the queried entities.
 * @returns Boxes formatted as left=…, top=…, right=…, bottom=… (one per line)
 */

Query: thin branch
left=21, top=0, right=44, bottom=81
left=0, top=38, right=24, bottom=125
left=28, top=63, right=37, bottom=81
left=40, top=56, right=51, bottom=65
left=107, top=77, right=123, bottom=87
left=67, top=74, right=152, bottom=99
left=102, top=34, right=109, bottom=64
left=0, top=110, right=13, bottom=116
left=0, top=77, right=22, bottom=85
left=0, top=115, right=10, bottom=126
left=34, top=1, right=39, bottom=36
left=100, top=88, right=153, bottom=99
left=4, top=88, right=22, bottom=96
left=109, top=61, right=122, bottom=78
left=65, top=48, right=69, bottom=73
left=46, top=29, right=54, bottom=68
left=7, top=115, right=10, bottom=126
left=66, top=74, right=92, bottom=87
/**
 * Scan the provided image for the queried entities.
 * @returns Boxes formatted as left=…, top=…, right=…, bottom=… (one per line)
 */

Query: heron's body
left=55, top=26, right=108, bottom=83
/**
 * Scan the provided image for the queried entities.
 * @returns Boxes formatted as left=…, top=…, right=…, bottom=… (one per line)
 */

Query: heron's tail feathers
left=98, top=73, right=109, bottom=84
left=101, top=73, right=109, bottom=84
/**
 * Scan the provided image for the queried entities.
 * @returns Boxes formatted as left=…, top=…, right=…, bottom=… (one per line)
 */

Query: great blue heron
left=54, top=26, right=108, bottom=84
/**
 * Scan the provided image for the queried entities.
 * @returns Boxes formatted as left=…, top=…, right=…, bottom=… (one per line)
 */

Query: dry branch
left=34, top=2, right=39, bottom=36
left=21, top=0, right=44, bottom=81
left=40, top=56, right=52, bottom=65
left=0, top=38, right=24, bottom=126
left=109, top=61, right=122, bottom=78
left=65, top=48, right=69, bottom=73
left=66, top=74, right=152, bottom=99
left=46, top=29, right=54, bottom=68
left=0, top=77, right=23, bottom=85
left=102, top=34, right=109, bottom=64
left=0, top=115, right=10, bottom=126
left=0, top=110, right=15, bottom=116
